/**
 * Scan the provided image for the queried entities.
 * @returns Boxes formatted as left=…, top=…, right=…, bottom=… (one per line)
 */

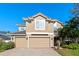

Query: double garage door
left=15, top=36, right=50, bottom=48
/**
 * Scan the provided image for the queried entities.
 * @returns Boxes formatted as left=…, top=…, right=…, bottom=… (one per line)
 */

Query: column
left=28, top=36, right=29, bottom=48
left=50, top=36, right=54, bottom=48
left=11, top=36, right=13, bottom=41
left=13, top=36, right=15, bottom=42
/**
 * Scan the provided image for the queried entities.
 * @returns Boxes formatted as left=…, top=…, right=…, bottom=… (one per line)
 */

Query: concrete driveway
left=0, top=48, right=60, bottom=56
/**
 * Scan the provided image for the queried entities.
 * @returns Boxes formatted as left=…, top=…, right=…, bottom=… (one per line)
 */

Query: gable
left=32, top=13, right=48, bottom=20
left=23, top=13, right=63, bottom=33
left=23, top=13, right=48, bottom=22
left=34, top=16, right=46, bottom=21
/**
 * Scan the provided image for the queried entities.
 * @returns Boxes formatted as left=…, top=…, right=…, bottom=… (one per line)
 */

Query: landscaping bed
left=56, top=48, right=79, bottom=56
left=0, top=40, right=15, bottom=52
left=56, top=43, right=79, bottom=56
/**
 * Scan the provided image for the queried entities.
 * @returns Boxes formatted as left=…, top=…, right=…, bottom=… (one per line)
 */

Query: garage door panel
left=29, top=37, right=50, bottom=48
left=15, top=37, right=28, bottom=48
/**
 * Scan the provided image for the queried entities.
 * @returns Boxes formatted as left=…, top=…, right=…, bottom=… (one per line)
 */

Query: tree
left=70, top=4, right=79, bottom=42
left=58, top=4, right=79, bottom=45
left=58, top=25, right=71, bottom=43
left=71, top=3, right=79, bottom=17
left=58, top=17, right=79, bottom=43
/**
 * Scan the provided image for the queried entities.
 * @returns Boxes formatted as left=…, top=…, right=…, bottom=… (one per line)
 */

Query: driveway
left=0, top=48, right=60, bottom=56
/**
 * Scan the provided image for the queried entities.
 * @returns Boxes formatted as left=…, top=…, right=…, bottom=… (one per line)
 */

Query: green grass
left=56, top=48, right=79, bottom=56
left=0, top=49, right=5, bottom=52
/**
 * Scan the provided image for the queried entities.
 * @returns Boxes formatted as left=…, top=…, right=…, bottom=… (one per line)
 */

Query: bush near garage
left=62, top=43, right=79, bottom=50
left=68, top=43, right=79, bottom=49
left=0, top=41, right=15, bottom=50
left=62, top=45, right=69, bottom=48
left=0, top=40, right=3, bottom=47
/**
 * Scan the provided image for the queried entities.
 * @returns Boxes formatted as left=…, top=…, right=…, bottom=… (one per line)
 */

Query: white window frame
left=35, top=19, right=45, bottom=30
left=19, top=27, right=26, bottom=31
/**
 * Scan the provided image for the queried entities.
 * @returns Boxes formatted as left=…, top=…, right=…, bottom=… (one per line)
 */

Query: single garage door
left=29, top=37, right=50, bottom=48
left=15, top=36, right=28, bottom=48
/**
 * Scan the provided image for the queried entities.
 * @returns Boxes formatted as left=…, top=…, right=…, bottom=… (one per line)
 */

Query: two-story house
left=11, top=13, right=63, bottom=48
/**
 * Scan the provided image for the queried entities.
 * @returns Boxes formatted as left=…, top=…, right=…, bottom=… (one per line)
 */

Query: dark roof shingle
left=12, top=31, right=26, bottom=34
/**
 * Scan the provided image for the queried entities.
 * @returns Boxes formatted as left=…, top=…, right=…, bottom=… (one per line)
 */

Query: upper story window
left=21, top=28, right=25, bottom=31
left=19, top=27, right=26, bottom=31
left=26, top=22, right=29, bottom=26
left=35, top=19, right=45, bottom=30
left=53, top=22, right=59, bottom=30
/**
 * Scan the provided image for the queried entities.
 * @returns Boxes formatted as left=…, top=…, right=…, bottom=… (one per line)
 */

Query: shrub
left=62, top=45, right=69, bottom=48
left=0, top=41, right=15, bottom=50
left=0, top=42, right=9, bottom=50
left=68, top=43, right=79, bottom=49
left=62, top=43, right=79, bottom=50
left=7, top=41, right=15, bottom=49
left=0, top=40, right=3, bottom=47
left=65, top=41, right=72, bottom=45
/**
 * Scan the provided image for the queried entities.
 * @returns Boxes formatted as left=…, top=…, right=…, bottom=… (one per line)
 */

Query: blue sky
left=0, top=3, right=74, bottom=32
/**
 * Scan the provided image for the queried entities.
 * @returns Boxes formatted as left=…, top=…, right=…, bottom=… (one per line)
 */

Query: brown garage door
left=15, top=36, right=28, bottom=48
left=29, top=37, right=50, bottom=48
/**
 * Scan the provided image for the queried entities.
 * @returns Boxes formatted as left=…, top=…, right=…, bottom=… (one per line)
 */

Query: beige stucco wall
left=26, top=16, right=53, bottom=33
left=55, top=22, right=63, bottom=28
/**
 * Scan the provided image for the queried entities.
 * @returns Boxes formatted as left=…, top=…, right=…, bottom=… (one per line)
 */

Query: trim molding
left=10, top=34, right=26, bottom=35
left=26, top=32, right=54, bottom=35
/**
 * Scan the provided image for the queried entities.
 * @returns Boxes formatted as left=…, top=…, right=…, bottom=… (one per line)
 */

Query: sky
left=0, top=3, right=74, bottom=32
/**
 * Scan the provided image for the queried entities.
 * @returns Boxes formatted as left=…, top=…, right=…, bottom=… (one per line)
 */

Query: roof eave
left=10, top=34, right=26, bottom=36
left=16, top=24, right=26, bottom=27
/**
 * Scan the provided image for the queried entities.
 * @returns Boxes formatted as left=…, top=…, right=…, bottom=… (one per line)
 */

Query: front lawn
left=0, top=49, right=5, bottom=52
left=56, top=48, right=79, bottom=56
